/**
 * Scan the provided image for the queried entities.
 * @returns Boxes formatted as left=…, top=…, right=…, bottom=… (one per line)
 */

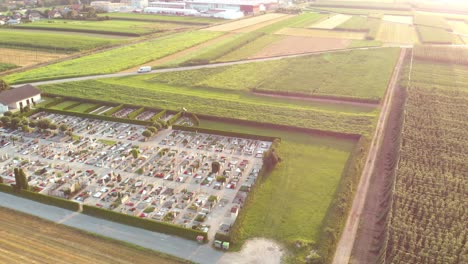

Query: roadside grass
left=198, top=119, right=355, bottom=262
left=14, top=19, right=191, bottom=36
left=148, top=48, right=400, bottom=101
left=348, top=39, right=382, bottom=48
left=0, top=29, right=121, bottom=52
left=39, top=78, right=378, bottom=135
left=5, top=31, right=222, bottom=84
left=416, top=25, right=458, bottom=44
left=98, top=12, right=221, bottom=24
left=0, top=62, right=18, bottom=72
left=0, top=207, right=189, bottom=264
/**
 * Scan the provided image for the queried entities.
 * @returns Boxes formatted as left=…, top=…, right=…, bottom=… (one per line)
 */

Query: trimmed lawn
left=198, top=120, right=355, bottom=260
left=49, top=100, right=79, bottom=110
left=68, top=103, right=99, bottom=113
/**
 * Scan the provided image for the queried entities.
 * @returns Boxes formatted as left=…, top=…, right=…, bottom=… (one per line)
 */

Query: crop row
left=413, top=14, right=451, bottom=30
left=5, top=31, right=222, bottom=84
left=0, top=63, right=17, bottom=73
left=416, top=26, right=456, bottom=44
left=0, top=29, right=120, bottom=52
left=413, top=45, right=468, bottom=65
left=385, top=61, right=468, bottom=264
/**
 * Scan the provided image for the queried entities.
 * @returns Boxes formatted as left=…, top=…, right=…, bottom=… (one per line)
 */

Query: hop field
left=413, top=45, right=468, bottom=65
left=386, top=61, right=468, bottom=264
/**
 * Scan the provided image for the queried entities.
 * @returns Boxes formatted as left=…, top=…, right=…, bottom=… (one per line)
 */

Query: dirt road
left=332, top=48, right=407, bottom=264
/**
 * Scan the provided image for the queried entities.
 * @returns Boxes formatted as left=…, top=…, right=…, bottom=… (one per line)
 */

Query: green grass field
left=198, top=119, right=355, bottom=262
left=335, top=15, right=372, bottom=31
left=0, top=63, right=18, bottom=72
left=0, top=29, right=120, bottom=52
left=416, top=26, right=458, bottom=44
left=67, top=103, right=100, bottom=113
left=413, top=14, right=451, bottom=30
left=99, top=12, right=221, bottom=24
left=49, top=100, right=79, bottom=110
left=308, top=7, right=412, bottom=16
left=39, top=76, right=378, bottom=135
left=5, top=31, right=222, bottom=84
left=150, top=48, right=400, bottom=101
left=14, top=19, right=191, bottom=36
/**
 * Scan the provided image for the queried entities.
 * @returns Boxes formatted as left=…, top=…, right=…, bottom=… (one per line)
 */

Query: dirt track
left=332, top=48, right=407, bottom=264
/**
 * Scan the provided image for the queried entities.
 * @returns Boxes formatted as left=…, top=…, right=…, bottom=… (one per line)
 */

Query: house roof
left=0, top=84, right=41, bottom=105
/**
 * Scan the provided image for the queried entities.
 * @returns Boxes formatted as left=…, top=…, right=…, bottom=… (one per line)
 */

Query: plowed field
left=0, top=207, right=183, bottom=264
left=0, top=48, right=66, bottom=67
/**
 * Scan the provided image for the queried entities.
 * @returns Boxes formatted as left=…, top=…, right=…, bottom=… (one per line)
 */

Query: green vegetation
left=5, top=31, right=222, bottom=84
left=349, top=39, right=382, bottom=48
left=39, top=75, right=377, bottom=135
left=99, top=12, right=220, bottom=24
left=151, top=48, right=400, bottom=101
left=14, top=19, right=189, bottom=36
left=309, top=1, right=411, bottom=11
left=0, top=29, right=120, bottom=52
left=182, top=32, right=264, bottom=65
left=68, top=103, right=99, bottom=113
left=386, top=60, right=468, bottom=264
left=197, top=120, right=356, bottom=262
left=335, top=15, right=380, bottom=34
left=366, top=18, right=382, bottom=40
left=98, top=139, right=117, bottom=146
left=50, top=100, right=79, bottom=110
left=218, top=34, right=284, bottom=62
left=308, top=7, right=412, bottom=16
left=0, top=63, right=18, bottom=72
left=413, top=14, right=451, bottom=30
left=260, top=12, right=326, bottom=32
left=416, top=26, right=458, bottom=44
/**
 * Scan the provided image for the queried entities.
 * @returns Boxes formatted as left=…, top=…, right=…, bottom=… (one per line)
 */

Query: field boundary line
left=332, top=48, right=407, bottom=264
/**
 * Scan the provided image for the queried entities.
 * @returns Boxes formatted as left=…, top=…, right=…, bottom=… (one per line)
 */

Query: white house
left=0, top=84, right=41, bottom=113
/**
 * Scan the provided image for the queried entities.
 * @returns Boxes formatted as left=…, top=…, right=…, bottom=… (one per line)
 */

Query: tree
left=0, top=116, right=11, bottom=127
left=3, top=111, right=12, bottom=117
left=142, top=130, right=153, bottom=140
left=0, top=79, right=10, bottom=92
left=19, top=168, right=29, bottom=190
left=14, top=168, right=20, bottom=190
left=49, top=123, right=58, bottom=130
left=117, top=174, right=122, bottom=182
left=10, top=117, right=21, bottom=130
left=59, top=124, right=68, bottom=132
left=130, top=149, right=139, bottom=159
left=22, top=125, right=31, bottom=133
left=147, top=126, right=158, bottom=133
left=37, top=118, right=51, bottom=130
left=211, top=161, right=220, bottom=174
left=0, top=176, right=3, bottom=184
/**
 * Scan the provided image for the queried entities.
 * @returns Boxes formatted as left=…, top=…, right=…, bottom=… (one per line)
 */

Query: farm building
left=0, top=84, right=41, bottom=113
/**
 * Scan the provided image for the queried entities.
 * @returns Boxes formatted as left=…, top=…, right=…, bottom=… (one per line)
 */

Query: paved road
left=17, top=46, right=384, bottom=87
left=332, top=48, right=407, bottom=264
left=0, top=192, right=224, bottom=264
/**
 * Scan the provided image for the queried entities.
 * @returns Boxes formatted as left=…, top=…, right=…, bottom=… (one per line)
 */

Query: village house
left=0, top=84, right=41, bottom=113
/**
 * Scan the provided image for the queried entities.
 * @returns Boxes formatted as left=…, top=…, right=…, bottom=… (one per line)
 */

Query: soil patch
left=251, top=36, right=351, bottom=58
left=0, top=48, right=67, bottom=67
left=217, top=238, right=284, bottom=264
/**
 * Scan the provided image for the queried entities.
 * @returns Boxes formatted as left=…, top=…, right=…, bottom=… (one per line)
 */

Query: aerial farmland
left=0, top=1, right=467, bottom=264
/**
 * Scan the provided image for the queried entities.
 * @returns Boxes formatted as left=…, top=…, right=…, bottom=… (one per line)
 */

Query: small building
left=0, top=84, right=41, bottom=113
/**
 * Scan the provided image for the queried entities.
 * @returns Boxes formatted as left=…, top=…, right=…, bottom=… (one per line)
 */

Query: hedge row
left=103, top=104, right=124, bottom=116
left=191, top=113, right=200, bottom=126
left=128, top=107, right=145, bottom=119
left=82, top=205, right=207, bottom=241
left=0, top=183, right=80, bottom=211
left=167, top=111, right=183, bottom=126
left=151, top=109, right=167, bottom=122
left=172, top=125, right=279, bottom=142
left=40, top=108, right=152, bottom=126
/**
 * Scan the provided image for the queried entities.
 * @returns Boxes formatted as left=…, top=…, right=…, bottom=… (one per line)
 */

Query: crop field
left=0, top=29, right=120, bottom=52
left=349, top=39, right=382, bottom=48
left=381, top=15, right=413, bottom=25
left=276, top=27, right=366, bottom=39
left=217, top=34, right=284, bottom=61
left=413, top=45, right=468, bottom=65
left=144, top=48, right=399, bottom=102
left=0, top=48, right=66, bottom=67
left=385, top=61, right=468, bottom=264
left=413, top=14, right=451, bottom=30
left=251, top=36, right=351, bottom=58
left=203, top=13, right=288, bottom=32
left=0, top=207, right=184, bottom=264
left=0, top=63, right=17, bottom=73
left=39, top=76, right=378, bottom=135
left=416, top=26, right=457, bottom=44
left=98, top=12, right=220, bottom=24
left=448, top=20, right=468, bottom=35
left=308, top=7, right=412, bottom=16
left=375, top=22, right=419, bottom=44
left=309, top=14, right=352, bottom=29
left=5, top=31, right=222, bottom=84
left=14, top=19, right=191, bottom=36
left=335, top=15, right=370, bottom=31
left=197, top=119, right=356, bottom=261
left=233, top=15, right=294, bottom=33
